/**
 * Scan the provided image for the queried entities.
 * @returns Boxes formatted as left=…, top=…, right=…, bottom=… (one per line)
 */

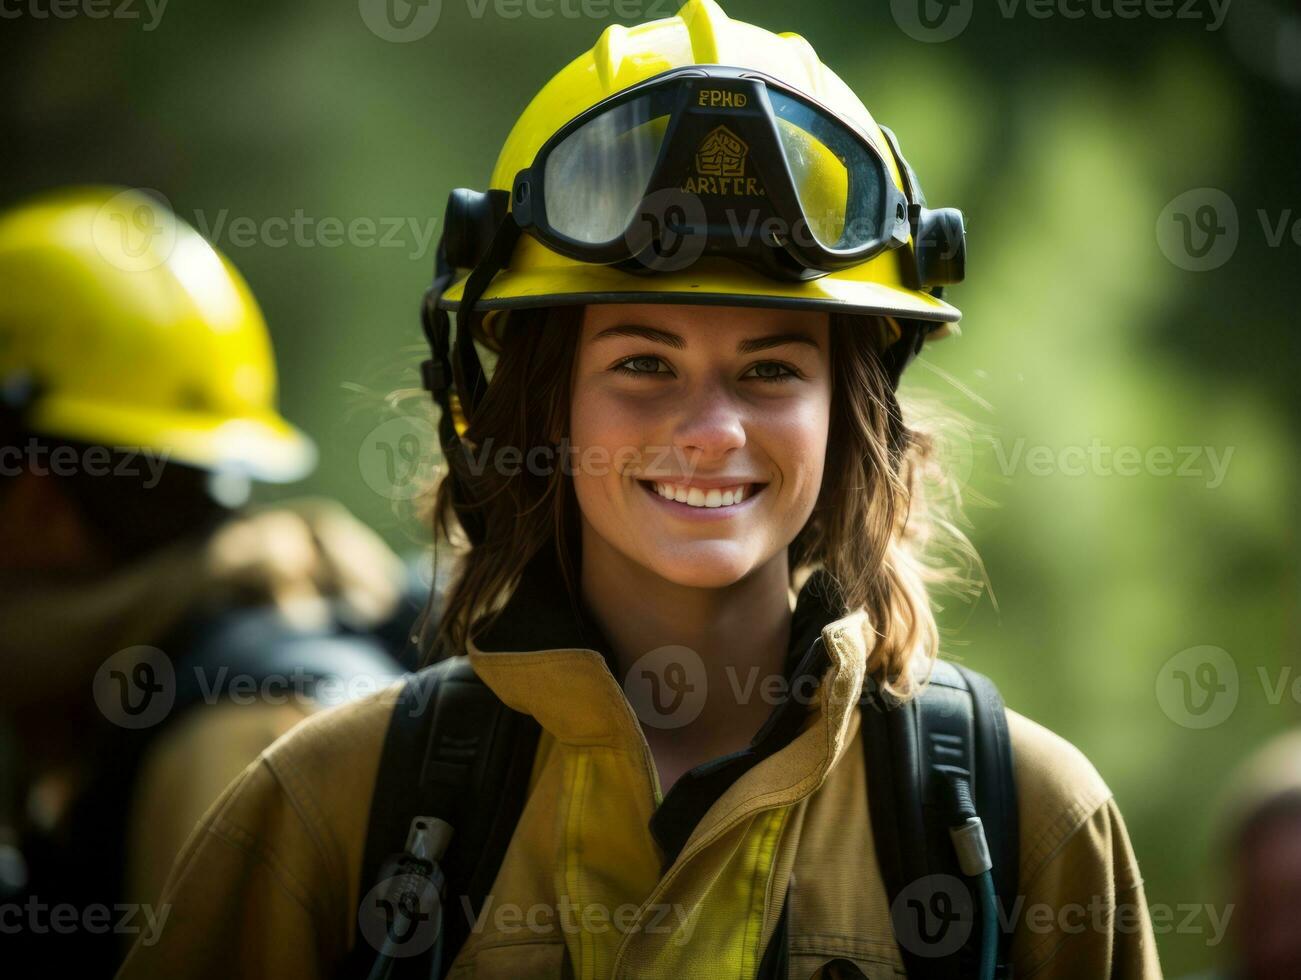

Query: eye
left=611, top=355, right=672, bottom=377
left=742, top=361, right=800, bottom=384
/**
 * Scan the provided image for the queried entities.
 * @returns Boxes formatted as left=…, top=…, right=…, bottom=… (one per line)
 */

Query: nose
left=670, top=377, right=747, bottom=465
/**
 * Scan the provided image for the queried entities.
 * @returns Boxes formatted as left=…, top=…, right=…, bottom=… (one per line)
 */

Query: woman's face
left=570, top=303, right=832, bottom=589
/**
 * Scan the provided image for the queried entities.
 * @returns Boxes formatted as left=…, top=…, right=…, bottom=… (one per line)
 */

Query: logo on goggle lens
left=684, top=126, right=764, bottom=197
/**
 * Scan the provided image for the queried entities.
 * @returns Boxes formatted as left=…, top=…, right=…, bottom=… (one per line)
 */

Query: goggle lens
left=769, top=91, right=888, bottom=253
left=542, top=94, right=671, bottom=245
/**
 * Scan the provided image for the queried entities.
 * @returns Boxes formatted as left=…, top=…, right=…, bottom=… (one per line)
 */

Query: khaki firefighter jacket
left=115, top=553, right=1162, bottom=979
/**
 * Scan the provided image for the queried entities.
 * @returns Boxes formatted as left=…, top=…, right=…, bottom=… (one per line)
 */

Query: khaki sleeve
left=114, top=756, right=340, bottom=980
left=113, top=684, right=399, bottom=980
left=1011, top=796, right=1163, bottom=978
left=1006, top=709, right=1163, bottom=979
left=125, top=700, right=317, bottom=909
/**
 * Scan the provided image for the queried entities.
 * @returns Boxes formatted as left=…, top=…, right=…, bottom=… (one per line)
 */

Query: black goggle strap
left=421, top=203, right=522, bottom=549
left=421, top=193, right=522, bottom=419
left=451, top=214, right=522, bottom=423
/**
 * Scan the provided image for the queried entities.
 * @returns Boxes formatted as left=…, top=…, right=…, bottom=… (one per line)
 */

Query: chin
left=642, top=544, right=758, bottom=590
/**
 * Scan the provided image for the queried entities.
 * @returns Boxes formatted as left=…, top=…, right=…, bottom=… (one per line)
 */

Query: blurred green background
left=3, top=0, right=1298, bottom=973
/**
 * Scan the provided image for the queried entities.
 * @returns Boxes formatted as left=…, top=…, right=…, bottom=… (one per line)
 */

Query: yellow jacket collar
left=463, top=546, right=873, bottom=800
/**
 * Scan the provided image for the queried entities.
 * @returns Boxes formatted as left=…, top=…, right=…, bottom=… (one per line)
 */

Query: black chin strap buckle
left=420, top=279, right=456, bottom=411
left=421, top=358, right=449, bottom=398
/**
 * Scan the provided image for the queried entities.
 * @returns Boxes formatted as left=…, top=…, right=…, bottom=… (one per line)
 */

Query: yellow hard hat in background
left=441, top=0, right=962, bottom=351
left=0, top=186, right=315, bottom=482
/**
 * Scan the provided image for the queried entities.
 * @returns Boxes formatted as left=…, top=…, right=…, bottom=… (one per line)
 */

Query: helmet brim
left=441, top=250, right=959, bottom=352
left=30, top=397, right=317, bottom=483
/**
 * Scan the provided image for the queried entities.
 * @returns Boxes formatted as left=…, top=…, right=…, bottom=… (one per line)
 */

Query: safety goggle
left=509, top=66, right=916, bottom=281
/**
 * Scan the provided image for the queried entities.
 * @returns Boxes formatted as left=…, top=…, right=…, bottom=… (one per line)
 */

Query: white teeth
left=652, top=482, right=750, bottom=509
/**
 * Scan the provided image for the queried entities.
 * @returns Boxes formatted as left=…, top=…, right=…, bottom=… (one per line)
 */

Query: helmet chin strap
left=421, top=214, right=523, bottom=548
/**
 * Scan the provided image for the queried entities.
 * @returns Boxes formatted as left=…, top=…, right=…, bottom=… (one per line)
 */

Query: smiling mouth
left=638, top=480, right=766, bottom=509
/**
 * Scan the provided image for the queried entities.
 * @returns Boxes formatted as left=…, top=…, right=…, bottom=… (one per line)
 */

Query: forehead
left=580, top=303, right=829, bottom=340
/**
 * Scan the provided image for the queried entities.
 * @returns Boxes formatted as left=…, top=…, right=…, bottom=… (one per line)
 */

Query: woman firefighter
left=116, top=2, right=1162, bottom=977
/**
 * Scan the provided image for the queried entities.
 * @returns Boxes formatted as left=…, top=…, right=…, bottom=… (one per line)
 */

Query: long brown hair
left=425, top=305, right=978, bottom=700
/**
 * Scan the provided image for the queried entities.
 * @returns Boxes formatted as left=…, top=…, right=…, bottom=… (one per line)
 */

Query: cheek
left=572, top=381, right=621, bottom=447
left=767, top=396, right=831, bottom=502
left=570, top=381, right=649, bottom=465
left=568, top=381, right=650, bottom=520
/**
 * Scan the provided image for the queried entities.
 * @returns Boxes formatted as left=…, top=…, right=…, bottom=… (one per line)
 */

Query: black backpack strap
left=861, top=660, right=1019, bottom=979
left=340, top=657, right=540, bottom=979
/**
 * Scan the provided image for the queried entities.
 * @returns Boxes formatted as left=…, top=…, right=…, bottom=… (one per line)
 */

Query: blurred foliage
left=3, top=0, right=1298, bottom=973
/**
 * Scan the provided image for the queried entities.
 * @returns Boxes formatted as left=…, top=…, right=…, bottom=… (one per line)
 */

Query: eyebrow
left=591, top=324, right=821, bottom=354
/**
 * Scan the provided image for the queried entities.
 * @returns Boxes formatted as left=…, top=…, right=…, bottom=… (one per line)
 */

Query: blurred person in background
left=0, top=186, right=416, bottom=972
left=1180, top=728, right=1301, bottom=980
